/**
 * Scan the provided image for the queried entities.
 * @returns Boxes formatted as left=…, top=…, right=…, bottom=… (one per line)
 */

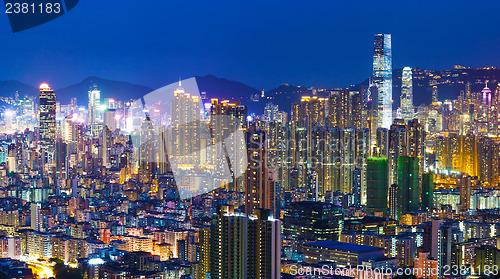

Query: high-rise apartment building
left=209, top=205, right=280, bottom=279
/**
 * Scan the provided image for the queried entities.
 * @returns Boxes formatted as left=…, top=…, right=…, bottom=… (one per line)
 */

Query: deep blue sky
left=1, top=0, right=500, bottom=90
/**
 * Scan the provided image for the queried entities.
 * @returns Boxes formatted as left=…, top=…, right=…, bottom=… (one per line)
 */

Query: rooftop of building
left=304, top=241, right=384, bottom=253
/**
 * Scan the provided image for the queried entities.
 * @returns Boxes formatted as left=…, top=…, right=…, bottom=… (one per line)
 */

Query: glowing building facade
left=400, top=67, right=414, bottom=122
left=373, top=34, right=393, bottom=129
left=39, top=83, right=57, bottom=159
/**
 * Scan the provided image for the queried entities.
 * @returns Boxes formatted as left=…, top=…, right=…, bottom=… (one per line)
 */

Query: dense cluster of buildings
left=0, top=34, right=498, bottom=279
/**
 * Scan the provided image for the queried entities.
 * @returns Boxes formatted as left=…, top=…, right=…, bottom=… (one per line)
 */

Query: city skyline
left=2, top=2, right=500, bottom=279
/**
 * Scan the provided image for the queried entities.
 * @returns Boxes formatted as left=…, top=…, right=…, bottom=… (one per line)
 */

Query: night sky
left=1, top=0, right=500, bottom=91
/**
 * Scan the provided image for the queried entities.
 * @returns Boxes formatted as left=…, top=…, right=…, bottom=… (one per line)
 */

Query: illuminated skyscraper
left=479, top=83, right=492, bottom=134
left=171, top=83, right=201, bottom=165
left=400, top=67, right=414, bottom=122
left=328, top=89, right=349, bottom=129
left=39, top=83, right=56, bottom=156
left=372, top=34, right=393, bottom=129
left=432, top=84, right=438, bottom=103
left=210, top=99, right=248, bottom=192
left=245, top=123, right=276, bottom=216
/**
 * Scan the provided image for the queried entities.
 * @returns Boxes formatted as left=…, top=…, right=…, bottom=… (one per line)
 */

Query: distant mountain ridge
left=0, top=80, right=38, bottom=98
left=56, top=77, right=153, bottom=105
left=0, top=68, right=499, bottom=115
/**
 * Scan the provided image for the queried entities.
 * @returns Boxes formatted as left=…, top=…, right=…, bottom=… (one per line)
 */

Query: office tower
left=481, top=84, right=492, bottom=120
left=421, top=172, right=434, bottom=211
left=88, top=85, right=101, bottom=136
left=30, top=203, right=41, bottom=231
left=396, top=156, right=419, bottom=219
left=209, top=205, right=280, bottom=279
left=459, top=174, right=471, bottom=211
left=366, top=157, right=389, bottom=216
left=171, top=84, right=201, bottom=165
left=263, top=102, right=279, bottom=123
left=39, top=83, right=56, bottom=155
left=283, top=201, right=343, bottom=242
left=245, top=123, right=276, bottom=215
left=372, top=34, right=393, bottom=129
left=432, top=84, right=438, bottom=103
left=400, top=67, right=414, bottom=122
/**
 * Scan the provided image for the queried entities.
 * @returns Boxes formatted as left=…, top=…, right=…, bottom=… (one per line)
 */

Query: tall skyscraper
left=400, top=67, right=414, bottom=122
left=372, top=34, right=393, bottom=129
left=210, top=99, right=248, bottom=192
left=171, top=84, right=201, bottom=165
left=328, top=89, right=349, bottom=129
left=432, top=84, right=438, bottom=103
left=245, top=123, right=276, bottom=216
left=88, top=85, right=101, bottom=136
left=39, top=83, right=56, bottom=160
left=479, top=83, right=492, bottom=134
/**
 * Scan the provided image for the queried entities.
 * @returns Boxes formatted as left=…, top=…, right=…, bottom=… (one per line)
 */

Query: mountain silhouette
left=55, top=76, right=153, bottom=105
left=0, top=80, right=38, bottom=98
